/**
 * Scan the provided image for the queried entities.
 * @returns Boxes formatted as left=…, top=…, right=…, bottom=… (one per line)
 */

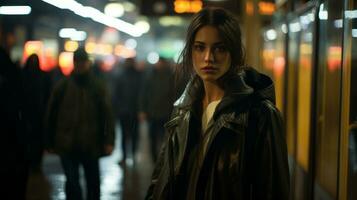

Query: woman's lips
left=201, top=66, right=218, bottom=73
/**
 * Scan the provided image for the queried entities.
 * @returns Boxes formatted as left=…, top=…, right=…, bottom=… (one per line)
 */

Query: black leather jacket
left=146, top=68, right=290, bottom=200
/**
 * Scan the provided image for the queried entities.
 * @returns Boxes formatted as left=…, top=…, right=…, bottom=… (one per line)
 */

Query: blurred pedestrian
left=92, top=59, right=105, bottom=81
left=139, top=57, right=174, bottom=163
left=146, top=7, right=289, bottom=200
left=45, top=48, right=115, bottom=200
left=113, top=57, right=142, bottom=165
left=22, top=54, right=51, bottom=173
left=0, top=23, right=29, bottom=200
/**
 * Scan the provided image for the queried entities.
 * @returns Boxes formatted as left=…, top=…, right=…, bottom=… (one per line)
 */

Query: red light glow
left=327, top=46, right=342, bottom=72
left=274, top=56, right=285, bottom=77
left=59, top=52, right=74, bottom=76
left=101, top=55, right=116, bottom=72
left=23, top=41, right=57, bottom=72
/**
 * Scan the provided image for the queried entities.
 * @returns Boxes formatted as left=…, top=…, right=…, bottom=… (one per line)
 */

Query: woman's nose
left=204, top=49, right=214, bottom=63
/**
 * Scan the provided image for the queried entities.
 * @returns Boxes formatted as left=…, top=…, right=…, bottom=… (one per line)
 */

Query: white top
left=201, top=99, right=221, bottom=133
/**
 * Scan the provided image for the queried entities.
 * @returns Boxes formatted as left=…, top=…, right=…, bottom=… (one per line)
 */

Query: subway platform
left=26, top=122, right=154, bottom=200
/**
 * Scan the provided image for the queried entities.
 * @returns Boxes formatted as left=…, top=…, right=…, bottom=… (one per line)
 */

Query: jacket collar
left=173, top=67, right=276, bottom=116
left=173, top=70, right=253, bottom=113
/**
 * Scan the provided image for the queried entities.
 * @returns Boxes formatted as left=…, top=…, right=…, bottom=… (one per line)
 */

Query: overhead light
left=42, top=0, right=142, bottom=37
left=64, top=41, right=79, bottom=52
left=135, top=21, right=150, bottom=34
left=104, top=3, right=124, bottom=18
left=59, top=28, right=77, bottom=38
left=59, top=28, right=87, bottom=41
left=122, top=1, right=136, bottom=12
left=85, top=42, right=96, bottom=54
left=266, top=29, right=277, bottom=40
left=147, top=52, right=159, bottom=64
left=0, top=6, right=31, bottom=15
left=71, top=31, right=87, bottom=41
left=125, top=39, right=137, bottom=49
left=159, top=16, right=184, bottom=26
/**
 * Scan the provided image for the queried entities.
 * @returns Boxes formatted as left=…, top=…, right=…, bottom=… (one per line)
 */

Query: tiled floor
left=26, top=122, right=155, bottom=200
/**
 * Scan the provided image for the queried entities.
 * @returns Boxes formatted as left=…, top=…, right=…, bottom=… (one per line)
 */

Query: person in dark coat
left=139, top=57, right=174, bottom=163
left=45, top=48, right=115, bottom=200
left=114, top=57, right=142, bottom=165
left=145, top=7, right=290, bottom=200
left=0, top=23, right=29, bottom=200
left=22, top=54, right=51, bottom=172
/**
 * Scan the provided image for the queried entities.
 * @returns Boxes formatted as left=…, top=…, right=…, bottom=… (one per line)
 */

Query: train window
left=274, top=25, right=286, bottom=116
left=289, top=9, right=316, bottom=200
left=347, top=4, right=357, bottom=125
left=296, top=11, right=313, bottom=174
left=314, top=1, right=344, bottom=199
left=347, top=1, right=357, bottom=199
left=262, top=27, right=275, bottom=78
left=261, top=25, right=286, bottom=115
left=286, top=18, right=299, bottom=161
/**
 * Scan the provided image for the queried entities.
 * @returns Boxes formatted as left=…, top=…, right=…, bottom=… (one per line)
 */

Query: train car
left=260, top=0, right=357, bottom=199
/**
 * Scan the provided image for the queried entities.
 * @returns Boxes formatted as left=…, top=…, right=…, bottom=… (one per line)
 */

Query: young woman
left=146, top=7, right=290, bottom=200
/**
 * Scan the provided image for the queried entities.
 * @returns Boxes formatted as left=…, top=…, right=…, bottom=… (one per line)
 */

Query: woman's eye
left=214, top=46, right=227, bottom=53
left=193, top=45, right=205, bottom=52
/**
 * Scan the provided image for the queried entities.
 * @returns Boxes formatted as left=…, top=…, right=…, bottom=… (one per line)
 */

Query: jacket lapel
left=164, top=111, right=190, bottom=176
left=199, top=112, right=247, bottom=171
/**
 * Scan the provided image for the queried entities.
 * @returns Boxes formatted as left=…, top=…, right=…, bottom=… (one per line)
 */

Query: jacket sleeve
left=145, top=137, right=169, bottom=200
left=249, top=100, right=290, bottom=200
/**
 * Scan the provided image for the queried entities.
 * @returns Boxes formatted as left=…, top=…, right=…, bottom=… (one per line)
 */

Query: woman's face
left=192, top=25, right=231, bottom=82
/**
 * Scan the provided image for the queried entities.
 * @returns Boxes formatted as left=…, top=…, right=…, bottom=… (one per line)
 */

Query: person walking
left=45, top=48, right=115, bottom=200
left=114, top=57, right=142, bottom=165
left=139, top=57, right=174, bottom=163
left=0, top=24, right=29, bottom=200
left=22, top=54, right=51, bottom=173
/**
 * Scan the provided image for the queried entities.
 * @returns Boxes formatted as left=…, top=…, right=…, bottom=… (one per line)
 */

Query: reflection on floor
left=26, top=122, right=155, bottom=200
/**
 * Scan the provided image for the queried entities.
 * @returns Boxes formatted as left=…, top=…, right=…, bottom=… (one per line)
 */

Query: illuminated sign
left=174, top=0, right=202, bottom=13
left=259, top=2, right=275, bottom=15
